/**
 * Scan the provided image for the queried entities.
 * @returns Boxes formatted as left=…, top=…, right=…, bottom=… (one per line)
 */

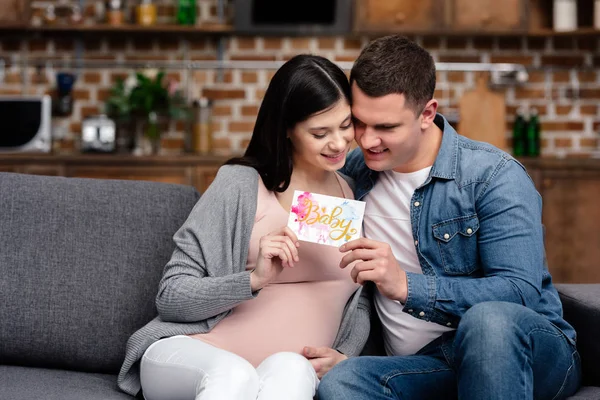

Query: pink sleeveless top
left=190, top=174, right=360, bottom=366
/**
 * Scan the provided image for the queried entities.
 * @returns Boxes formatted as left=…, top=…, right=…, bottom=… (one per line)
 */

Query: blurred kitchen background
left=0, top=0, right=599, bottom=283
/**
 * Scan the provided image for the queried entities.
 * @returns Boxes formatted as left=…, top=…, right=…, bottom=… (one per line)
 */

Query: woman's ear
left=420, top=99, right=438, bottom=131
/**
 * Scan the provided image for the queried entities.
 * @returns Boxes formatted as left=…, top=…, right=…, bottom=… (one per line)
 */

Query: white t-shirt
left=363, top=167, right=455, bottom=356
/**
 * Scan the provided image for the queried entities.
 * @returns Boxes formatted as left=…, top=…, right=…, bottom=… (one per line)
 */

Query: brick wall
left=1, top=29, right=599, bottom=157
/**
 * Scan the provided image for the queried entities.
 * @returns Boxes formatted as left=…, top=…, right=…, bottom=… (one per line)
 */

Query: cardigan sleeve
left=156, top=165, right=260, bottom=323
left=333, top=283, right=372, bottom=357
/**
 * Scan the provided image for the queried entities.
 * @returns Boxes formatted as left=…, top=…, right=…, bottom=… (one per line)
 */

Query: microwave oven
left=233, top=0, right=353, bottom=35
left=0, top=95, right=52, bottom=152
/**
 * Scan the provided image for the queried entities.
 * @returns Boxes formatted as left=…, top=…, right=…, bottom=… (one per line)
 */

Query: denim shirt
left=341, top=114, right=576, bottom=343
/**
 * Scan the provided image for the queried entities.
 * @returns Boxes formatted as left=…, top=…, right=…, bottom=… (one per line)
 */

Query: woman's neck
left=288, top=168, right=341, bottom=198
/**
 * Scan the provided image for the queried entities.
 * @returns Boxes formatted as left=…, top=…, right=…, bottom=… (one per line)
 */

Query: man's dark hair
left=350, top=35, right=436, bottom=114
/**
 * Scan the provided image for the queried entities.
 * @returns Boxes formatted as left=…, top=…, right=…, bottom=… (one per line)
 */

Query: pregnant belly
left=189, top=280, right=354, bottom=367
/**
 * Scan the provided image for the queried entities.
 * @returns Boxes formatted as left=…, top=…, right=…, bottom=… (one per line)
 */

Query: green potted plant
left=105, top=69, right=190, bottom=154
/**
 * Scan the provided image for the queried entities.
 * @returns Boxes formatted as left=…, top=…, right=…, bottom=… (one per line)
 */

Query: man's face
left=351, top=83, right=425, bottom=173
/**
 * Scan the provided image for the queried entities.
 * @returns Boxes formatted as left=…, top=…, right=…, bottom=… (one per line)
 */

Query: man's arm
left=404, top=159, right=544, bottom=326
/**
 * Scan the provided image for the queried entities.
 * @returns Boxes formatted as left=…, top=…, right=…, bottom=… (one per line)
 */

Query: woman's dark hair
left=225, top=54, right=351, bottom=192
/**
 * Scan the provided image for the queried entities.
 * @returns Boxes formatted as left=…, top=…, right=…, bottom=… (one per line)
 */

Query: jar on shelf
left=106, top=0, right=125, bottom=25
left=136, top=0, right=157, bottom=26
left=553, top=0, right=577, bottom=31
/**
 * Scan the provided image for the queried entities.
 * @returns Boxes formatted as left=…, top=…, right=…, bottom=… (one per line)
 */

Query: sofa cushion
left=0, top=365, right=136, bottom=399
left=567, top=386, right=600, bottom=400
left=556, top=284, right=600, bottom=387
left=0, top=173, right=200, bottom=374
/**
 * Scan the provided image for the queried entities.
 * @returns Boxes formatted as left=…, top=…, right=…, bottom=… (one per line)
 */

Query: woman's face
left=289, top=99, right=354, bottom=174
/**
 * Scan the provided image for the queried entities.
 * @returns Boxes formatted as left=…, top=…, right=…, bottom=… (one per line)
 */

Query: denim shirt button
left=414, top=240, right=418, bottom=246
left=443, top=233, right=450, bottom=240
left=414, top=201, right=421, bottom=207
left=408, top=309, right=414, bottom=313
left=467, top=228, right=473, bottom=234
left=419, top=311, right=425, bottom=317
left=446, top=322, right=452, bottom=327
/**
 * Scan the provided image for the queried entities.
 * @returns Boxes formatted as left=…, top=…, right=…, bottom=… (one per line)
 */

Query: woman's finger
left=282, top=226, right=300, bottom=246
left=269, top=236, right=299, bottom=262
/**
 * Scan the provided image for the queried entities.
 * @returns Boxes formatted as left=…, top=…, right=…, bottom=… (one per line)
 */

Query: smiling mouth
left=322, top=152, right=344, bottom=158
left=367, top=148, right=388, bottom=154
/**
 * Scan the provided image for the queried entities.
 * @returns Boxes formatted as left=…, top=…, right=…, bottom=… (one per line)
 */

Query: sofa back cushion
left=0, top=173, right=200, bottom=374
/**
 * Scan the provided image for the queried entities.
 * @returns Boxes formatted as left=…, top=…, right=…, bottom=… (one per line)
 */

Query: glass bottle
left=512, top=107, right=527, bottom=157
left=526, top=108, right=541, bottom=157
left=176, top=0, right=196, bottom=25
left=192, top=97, right=213, bottom=154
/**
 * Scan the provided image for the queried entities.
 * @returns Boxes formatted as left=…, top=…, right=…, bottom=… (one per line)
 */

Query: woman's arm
left=156, top=165, right=259, bottom=323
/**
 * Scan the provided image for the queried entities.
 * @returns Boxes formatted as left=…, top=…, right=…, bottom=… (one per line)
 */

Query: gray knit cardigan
left=117, top=164, right=371, bottom=396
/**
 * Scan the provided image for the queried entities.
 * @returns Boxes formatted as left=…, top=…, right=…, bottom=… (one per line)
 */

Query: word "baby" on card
left=287, top=190, right=366, bottom=247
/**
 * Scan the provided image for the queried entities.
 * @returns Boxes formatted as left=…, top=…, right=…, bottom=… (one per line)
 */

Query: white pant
left=140, top=335, right=319, bottom=400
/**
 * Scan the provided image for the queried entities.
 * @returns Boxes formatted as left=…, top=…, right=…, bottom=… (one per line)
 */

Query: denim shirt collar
left=429, top=113, right=459, bottom=181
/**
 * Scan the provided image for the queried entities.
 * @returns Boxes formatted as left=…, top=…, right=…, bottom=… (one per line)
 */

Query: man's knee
left=456, top=301, right=530, bottom=354
left=318, top=357, right=363, bottom=398
left=459, top=301, right=524, bottom=333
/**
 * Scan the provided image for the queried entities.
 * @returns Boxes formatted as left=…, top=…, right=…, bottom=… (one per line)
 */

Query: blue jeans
left=318, top=302, right=581, bottom=400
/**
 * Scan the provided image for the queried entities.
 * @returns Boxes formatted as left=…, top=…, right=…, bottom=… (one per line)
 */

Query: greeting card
left=287, top=190, right=366, bottom=247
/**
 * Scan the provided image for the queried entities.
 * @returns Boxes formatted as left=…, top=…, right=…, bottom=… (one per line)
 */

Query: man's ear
left=420, top=99, right=438, bottom=130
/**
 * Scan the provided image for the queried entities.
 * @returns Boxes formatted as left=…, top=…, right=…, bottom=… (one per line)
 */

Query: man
left=317, top=35, right=581, bottom=400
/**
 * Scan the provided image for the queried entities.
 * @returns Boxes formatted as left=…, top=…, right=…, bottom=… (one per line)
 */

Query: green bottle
left=526, top=107, right=541, bottom=157
left=512, top=107, right=527, bottom=157
left=176, top=0, right=196, bottom=25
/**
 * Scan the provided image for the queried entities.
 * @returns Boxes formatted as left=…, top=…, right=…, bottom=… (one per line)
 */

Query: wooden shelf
left=0, top=23, right=234, bottom=35
left=1, top=24, right=599, bottom=38
left=0, top=152, right=235, bottom=166
left=354, top=28, right=600, bottom=38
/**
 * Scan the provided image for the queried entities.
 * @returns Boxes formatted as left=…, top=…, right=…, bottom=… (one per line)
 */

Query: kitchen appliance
left=234, top=0, right=353, bottom=35
left=0, top=95, right=52, bottom=152
left=81, top=114, right=116, bottom=153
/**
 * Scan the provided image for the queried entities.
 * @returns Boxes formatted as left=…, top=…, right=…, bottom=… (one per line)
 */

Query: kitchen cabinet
left=446, top=0, right=528, bottom=31
left=522, top=159, right=600, bottom=284
left=354, top=0, right=443, bottom=33
left=0, top=0, right=29, bottom=26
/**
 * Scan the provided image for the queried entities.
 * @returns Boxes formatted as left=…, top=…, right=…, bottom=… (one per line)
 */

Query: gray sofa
left=0, top=172, right=598, bottom=399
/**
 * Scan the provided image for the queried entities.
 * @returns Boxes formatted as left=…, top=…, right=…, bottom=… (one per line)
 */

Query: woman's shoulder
left=209, top=165, right=259, bottom=191
left=216, top=164, right=259, bottom=180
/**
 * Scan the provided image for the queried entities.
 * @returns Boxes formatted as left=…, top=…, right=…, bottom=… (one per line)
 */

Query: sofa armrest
left=556, top=283, right=600, bottom=387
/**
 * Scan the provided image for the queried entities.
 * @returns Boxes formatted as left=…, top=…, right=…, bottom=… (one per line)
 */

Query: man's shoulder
left=454, top=135, right=527, bottom=184
left=342, top=148, right=368, bottom=175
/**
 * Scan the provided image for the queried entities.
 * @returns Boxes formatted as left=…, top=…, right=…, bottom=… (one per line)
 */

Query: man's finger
left=340, top=237, right=383, bottom=253
left=350, top=261, right=376, bottom=283
left=309, top=359, right=322, bottom=373
left=355, top=269, right=380, bottom=285
left=339, top=248, right=376, bottom=269
left=303, top=346, right=327, bottom=358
